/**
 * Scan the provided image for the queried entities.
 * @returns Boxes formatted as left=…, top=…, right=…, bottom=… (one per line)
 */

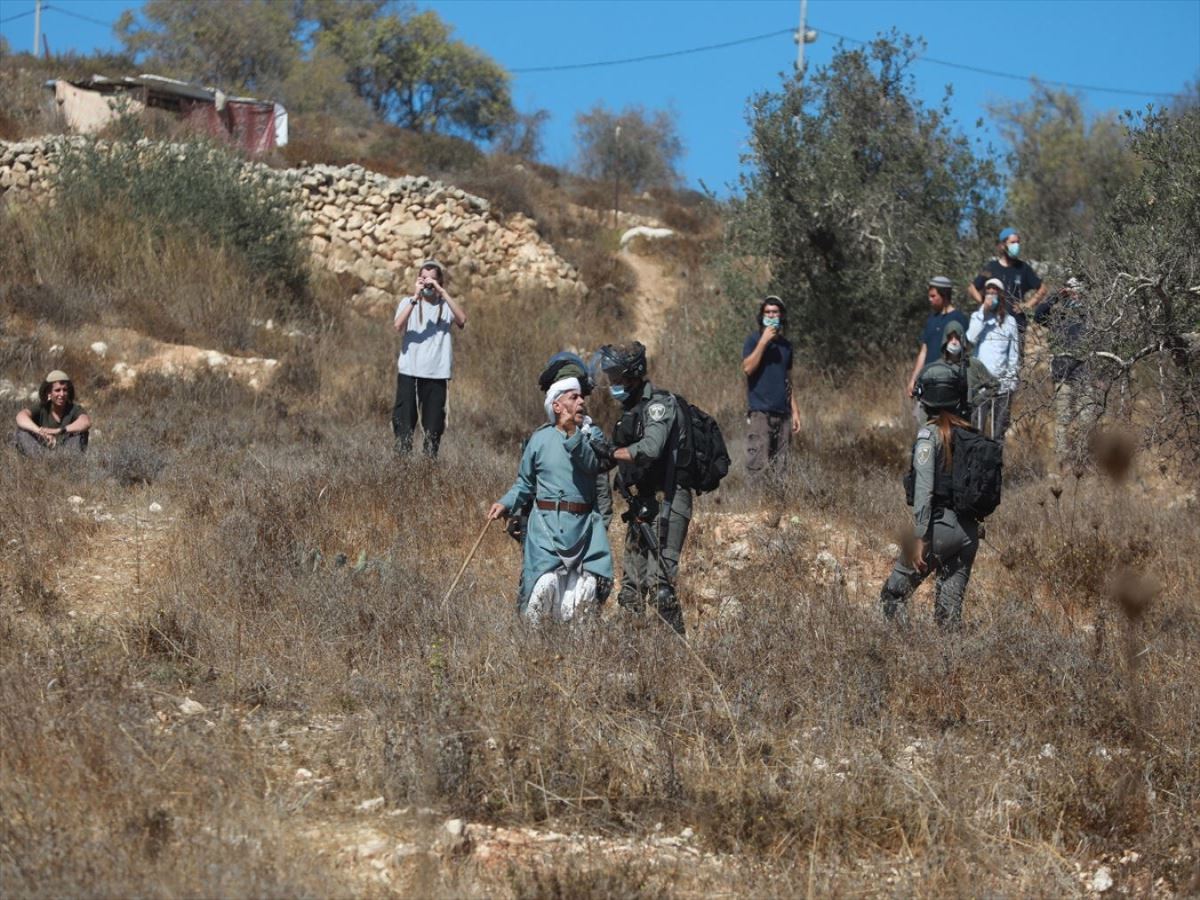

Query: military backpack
left=904, top=426, right=1003, bottom=520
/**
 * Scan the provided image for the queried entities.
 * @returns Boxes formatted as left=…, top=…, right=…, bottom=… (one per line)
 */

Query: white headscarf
left=544, top=376, right=581, bottom=424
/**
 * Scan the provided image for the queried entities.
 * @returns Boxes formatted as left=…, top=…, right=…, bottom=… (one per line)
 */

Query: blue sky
left=4, top=0, right=1198, bottom=193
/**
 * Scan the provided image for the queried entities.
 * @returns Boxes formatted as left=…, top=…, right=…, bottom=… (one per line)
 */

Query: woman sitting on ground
left=13, top=370, right=91, bottom=456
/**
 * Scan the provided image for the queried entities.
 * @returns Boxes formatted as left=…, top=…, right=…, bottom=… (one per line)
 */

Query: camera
left=420, top=284, right=438, bottom=300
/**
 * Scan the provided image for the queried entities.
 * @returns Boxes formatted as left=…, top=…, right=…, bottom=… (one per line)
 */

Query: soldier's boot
left=879, top=570, right=917, bottom=626
left=617, top=583, right=645, bottom=615
left=653, top=585, right=686, bottom=636
left=595, top=576, right=613, bottom=606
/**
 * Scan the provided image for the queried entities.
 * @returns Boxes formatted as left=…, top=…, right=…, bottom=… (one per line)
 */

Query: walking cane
left=441, top=517, right=493, bottom=609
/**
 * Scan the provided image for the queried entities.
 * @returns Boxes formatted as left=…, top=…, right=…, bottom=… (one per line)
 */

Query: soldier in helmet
left=879, top=361, right=980, bottom=629
left=596, top=341, right=689, bottom=635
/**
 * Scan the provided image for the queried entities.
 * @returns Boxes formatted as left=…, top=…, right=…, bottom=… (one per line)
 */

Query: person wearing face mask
left=391, top=259, right=467, bottom=458
left=968, top=228, right=1047, bottom=357
left=741, top=296, right=801, bottom=479
left=488, top=376, right=613, bottom=623
left=1034, top=277, right=1097, bottom=462
left=966, top=278, right=1021, bottom=442
left=906, top=276, right=969, bottom=426
left=941, top=321, right=999, bottom=419
left=596, top=341, right=690, bottom=634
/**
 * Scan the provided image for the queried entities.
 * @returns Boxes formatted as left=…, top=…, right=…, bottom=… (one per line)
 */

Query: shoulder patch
left=916, top=444, right=932, bottom=466
left=916, top=427, right=932, bottom=440
left=647, top=402, right=668, bottom=422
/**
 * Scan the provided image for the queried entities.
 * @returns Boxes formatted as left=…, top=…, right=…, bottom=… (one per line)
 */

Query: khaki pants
left=746, top=411, right=790, bottom=477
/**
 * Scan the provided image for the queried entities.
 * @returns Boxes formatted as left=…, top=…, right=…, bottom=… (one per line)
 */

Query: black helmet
left=596, top=341, right=647, bottom=380
left=916, top=361, right=966, bottom=412
left=538, top=351, right=594, bottom=396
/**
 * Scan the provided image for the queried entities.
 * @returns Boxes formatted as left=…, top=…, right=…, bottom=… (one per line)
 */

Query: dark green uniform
left=612, top=381, right=691, bottom=633
left=880, top=421, right=978, bottom=627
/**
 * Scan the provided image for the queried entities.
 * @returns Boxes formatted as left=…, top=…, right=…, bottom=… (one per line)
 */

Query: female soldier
left=879, top=361, right=979, bottom=628
left=13, top=370, right=91, bottom=456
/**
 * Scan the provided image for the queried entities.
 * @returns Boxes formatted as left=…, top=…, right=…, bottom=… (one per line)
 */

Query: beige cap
left=44, top=370, right=71, bottom=383
left=984, top=278, right=1005, bottom=292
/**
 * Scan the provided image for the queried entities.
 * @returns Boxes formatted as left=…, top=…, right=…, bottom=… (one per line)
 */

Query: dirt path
left=55, top=492, right=178, bottom=624
left=621, top=245, right=681, bottom=354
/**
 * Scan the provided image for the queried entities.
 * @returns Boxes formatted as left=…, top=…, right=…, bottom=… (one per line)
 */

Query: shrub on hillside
left=52, top=137, right=309, bottom=300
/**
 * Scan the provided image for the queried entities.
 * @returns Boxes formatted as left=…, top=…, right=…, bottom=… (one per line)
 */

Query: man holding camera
left=392, top=260, right=467, bottom=457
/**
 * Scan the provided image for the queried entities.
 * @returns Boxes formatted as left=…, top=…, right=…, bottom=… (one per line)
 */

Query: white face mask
left=946, top=340, right=962, bottom=356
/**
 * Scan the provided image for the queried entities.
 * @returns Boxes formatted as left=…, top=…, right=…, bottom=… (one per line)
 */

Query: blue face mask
left=609, top=385, right=629, bottom=401
left=1006, top=242, right=1021, bottom=258
left=762, top=316, right=781, bottom=329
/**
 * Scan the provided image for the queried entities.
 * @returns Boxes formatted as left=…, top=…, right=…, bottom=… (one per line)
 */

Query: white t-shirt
left=395, top=296, right=454, bottom=380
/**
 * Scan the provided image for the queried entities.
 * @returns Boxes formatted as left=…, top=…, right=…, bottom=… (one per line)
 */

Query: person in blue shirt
left=967, top=278, right=1021, bottom=443
left=741, top=296, right=800, bottom=478
left=906, top=276, right=969, bottom=426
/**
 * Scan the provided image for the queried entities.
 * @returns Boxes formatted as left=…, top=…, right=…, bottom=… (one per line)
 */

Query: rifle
left=612, top=472, right=672, bottom=585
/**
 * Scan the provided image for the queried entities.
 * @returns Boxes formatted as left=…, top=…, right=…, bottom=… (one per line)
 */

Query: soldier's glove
left=505, top=516, right=527, bottom=543
left=589, top=435, right=618, bottom=471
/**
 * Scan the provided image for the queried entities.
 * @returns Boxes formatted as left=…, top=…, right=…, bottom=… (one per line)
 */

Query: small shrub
left=101, top=438, right=169, bottom=487
left=53, top=137, right=309, bottom=300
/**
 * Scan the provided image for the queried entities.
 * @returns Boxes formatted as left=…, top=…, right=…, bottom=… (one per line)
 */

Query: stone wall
left=0, top=138, right=587, bottom=308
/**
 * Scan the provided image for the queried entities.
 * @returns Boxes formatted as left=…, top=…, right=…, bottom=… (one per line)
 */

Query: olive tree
left=725, top=35, right=1001, bottom=367
left=1063, top=105, right=1200, bottom=464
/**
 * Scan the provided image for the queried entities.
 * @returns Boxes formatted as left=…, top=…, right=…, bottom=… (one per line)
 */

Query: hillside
left=1, top=133, right=1198, bottom=899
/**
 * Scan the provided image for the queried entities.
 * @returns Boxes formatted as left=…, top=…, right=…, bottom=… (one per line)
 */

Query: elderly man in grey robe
left=488, top=377, right=614, bottom=623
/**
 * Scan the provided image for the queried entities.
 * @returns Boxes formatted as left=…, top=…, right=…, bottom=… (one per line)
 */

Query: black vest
left=613, top=388, right=675, bottom=490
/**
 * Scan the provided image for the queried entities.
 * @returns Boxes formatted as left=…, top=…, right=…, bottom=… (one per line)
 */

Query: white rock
left=357, top=796, right=386, bottom=813
left=178, top=698, right=206, bottom=716
left=148, top=502, right=163, bottom=514
left=619, top=225, right=675, bottom=248
left=49, top=344, right=64, bottom=355
left=1089, top=865, right=1113, bottom=893
left=67, top=495, right=84, bottom=506
left=1040, top=743, right=1056, bottom=759
left=444, top=818, right=465, bottom=837
left=356, top=838, right=390, bottom=858
left=294, top=767, right=314, bottom=781
left=90, top=341, right=108, bottom=357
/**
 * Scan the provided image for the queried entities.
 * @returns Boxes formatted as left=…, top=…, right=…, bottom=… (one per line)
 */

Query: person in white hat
left=13, top=370, right=91, bottom=456
left=967, top=277, right=1021, bottom=442
left=487, top=377, right=613, bottom=624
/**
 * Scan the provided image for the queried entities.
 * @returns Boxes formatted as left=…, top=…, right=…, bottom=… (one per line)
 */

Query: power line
left=42, top=4, right=116, bottom=28
left=0, top=7, right=37, bottom=25
left=509, top=21, right=1180, bottom=100
left=510, top=27, right=796, bottom=73
left=818, top=27, right=1180, bottom=100
left=0, top=3, right=114, bottom=28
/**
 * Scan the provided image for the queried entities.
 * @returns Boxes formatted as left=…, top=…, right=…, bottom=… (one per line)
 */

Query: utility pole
left=33, top=0, right=43, bottom=55
left=794, top=0, right=818, bottom=74
left=612, top=124, right=621, bottom=228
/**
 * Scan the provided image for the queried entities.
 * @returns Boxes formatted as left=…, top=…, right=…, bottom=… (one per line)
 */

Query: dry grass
left=1, top=174, right=1198, bottom=897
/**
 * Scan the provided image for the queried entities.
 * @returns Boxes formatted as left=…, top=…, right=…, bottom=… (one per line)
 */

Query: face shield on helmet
left=592, top=342, right=647, bottom=401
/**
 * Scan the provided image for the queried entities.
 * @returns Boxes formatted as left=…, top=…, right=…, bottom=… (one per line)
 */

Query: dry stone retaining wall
left=0, top=138, right=587, bottom=308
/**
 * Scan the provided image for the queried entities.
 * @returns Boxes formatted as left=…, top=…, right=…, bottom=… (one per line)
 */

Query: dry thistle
left=1110, top=568, right=1160, bottom=622
left=1092, top=429, right=1137, bottom=483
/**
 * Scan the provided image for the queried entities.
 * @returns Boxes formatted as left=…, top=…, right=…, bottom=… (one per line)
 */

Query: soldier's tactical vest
left=613, top=389, right=675, bottom=490
left=903, top=441, right=953, bottom=507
